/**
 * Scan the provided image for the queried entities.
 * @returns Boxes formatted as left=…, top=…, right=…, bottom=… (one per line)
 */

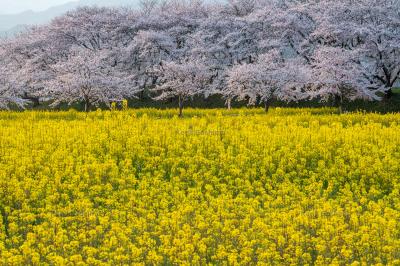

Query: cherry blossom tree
left=45, top=49, right=137, bottom=111
left=139, top=0, right=160, bottom=16
left=0, top=25, right=62, bottom=107
left=48, top=6, right=135, bottom=52
left=310, top=46, right=380, bottom=112
left=259, top=0, right=318, bottom=64
left=0, top=64, right=27, bottom=109
left=227, top=50, right=310, bottom=112
left=128, top=0, right=208, bottom=93
left=189, top=10, right=260, bottom=108
left=311, top=0, right=400, bottom=98
left=152, top=59, right=211, bottom=116
left=0, top=0, right=399, bottom=111
left=124, top=30, right=176, bottom=91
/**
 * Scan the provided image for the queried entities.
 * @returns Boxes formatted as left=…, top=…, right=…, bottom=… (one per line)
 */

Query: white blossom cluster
left=0, top=0, right=399, bottom=111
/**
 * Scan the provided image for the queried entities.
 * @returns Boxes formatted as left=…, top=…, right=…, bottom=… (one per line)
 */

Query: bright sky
left=0, top=0, right=78, bottom=14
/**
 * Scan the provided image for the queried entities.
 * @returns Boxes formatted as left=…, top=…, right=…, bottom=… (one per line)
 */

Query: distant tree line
left=0, top=0, right=399, bottom=115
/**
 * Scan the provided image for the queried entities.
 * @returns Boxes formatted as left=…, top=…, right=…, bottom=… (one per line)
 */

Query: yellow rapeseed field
left=0, top=108, right=400, bottom=265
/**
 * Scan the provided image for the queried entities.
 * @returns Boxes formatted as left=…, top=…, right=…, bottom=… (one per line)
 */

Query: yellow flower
left=0, top=108, right=399, bottom=264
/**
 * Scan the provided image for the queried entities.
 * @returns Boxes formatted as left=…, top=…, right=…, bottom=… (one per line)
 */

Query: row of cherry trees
left=0, top=0, right=399, bottom=113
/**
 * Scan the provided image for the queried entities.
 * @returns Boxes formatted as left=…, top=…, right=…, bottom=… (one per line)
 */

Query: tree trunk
left=31, top=97, right=40, bottom=108
left=338, top=105, right=343, bottom=114
left=84, top=99, right=91, bottom=112
left=264, top=102, right=269, bottom=113
left=264, top=98, right=273, bottom=113
left=178, top=95, right=184, bottom=117
left=384, top=88, right=393, bottom=100
left=335, top=94, right=343, bottom=114
left=226, top=98, right=232, bottom=110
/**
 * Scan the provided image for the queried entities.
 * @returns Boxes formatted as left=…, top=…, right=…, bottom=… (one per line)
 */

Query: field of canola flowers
left=0, top=108, right=400, bottom=265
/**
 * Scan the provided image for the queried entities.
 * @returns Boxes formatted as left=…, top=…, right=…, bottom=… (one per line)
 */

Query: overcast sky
left=0, top=0, right=78, bottom=14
